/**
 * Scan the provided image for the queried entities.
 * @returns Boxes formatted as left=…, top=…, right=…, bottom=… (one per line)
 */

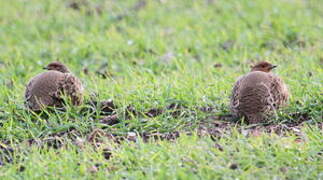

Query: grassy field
left=0, top=0, right=322, bottom=179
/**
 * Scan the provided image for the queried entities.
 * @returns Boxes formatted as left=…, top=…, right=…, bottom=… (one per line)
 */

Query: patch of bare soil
left=1, top=121, right=321, bottom=166
left=1, top=99, right=320, bottom=166
left=67, top=0, right=102, bottom=16
left=0, top=142, right=14, bottom=165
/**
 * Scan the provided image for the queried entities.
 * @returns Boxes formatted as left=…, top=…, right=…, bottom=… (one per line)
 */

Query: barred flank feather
left=230, top=70, right=288, bottom=124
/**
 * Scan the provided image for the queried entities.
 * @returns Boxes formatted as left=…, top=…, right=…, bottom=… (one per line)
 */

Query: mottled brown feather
left=230, top=69, right=288, bottom=123
left=25, top=63, right=83, bottom=111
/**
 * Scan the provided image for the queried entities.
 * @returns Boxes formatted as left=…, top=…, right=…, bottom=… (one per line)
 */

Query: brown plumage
left=230, top=61, right=288, bottom=124
left=25, top=62, right=83, bottom=111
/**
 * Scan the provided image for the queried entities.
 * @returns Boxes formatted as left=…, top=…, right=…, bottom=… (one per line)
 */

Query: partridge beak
left=43, top=67, right=48, bottom=70
left=270, top=65, right=277, bottom=70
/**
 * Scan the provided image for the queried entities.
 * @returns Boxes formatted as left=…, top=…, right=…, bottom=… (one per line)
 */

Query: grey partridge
left=230, top=61, right=288, bottom=124
left=25, top=62, right=84, bottom=111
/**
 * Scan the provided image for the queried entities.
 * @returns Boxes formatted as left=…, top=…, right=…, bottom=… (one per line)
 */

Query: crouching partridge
left=230, top=61, right=288, bottom=124
left=25, top=62, right=84, bottom=111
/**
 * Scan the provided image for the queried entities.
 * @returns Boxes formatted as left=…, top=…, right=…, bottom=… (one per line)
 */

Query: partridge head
left=251, top=61, right=277, bottom=72
left=43, top=61, right=70, bottom=73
